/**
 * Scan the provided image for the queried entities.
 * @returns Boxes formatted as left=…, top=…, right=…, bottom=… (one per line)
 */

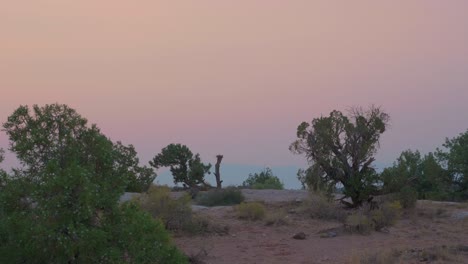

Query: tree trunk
left=214, top=155, right=223, bottom=189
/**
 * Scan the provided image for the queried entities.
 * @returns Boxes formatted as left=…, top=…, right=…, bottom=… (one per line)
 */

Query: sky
left=1, top=1, right=468, bottom=188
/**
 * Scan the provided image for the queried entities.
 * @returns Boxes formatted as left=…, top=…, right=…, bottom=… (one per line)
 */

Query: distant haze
left=1, top=1, right=468, bottom=188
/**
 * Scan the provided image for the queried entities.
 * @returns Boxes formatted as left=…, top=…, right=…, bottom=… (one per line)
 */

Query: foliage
left=195, top=188, right=244, bottom=206
left=291, top=106, right=389, bottom=207
left=150, top=144, right=211, bottom=187
left=113, top=142, right=156, bottom=192
left=437, top=129, right=468, bottom=200
left=0, top=104, right=185, bottom=263
left=104, top=202, right=188, bottom=264
left=381, top=150, right=451, bottom=202
left=297, top=165, right=334, bottom=196
left=371, top=201, right=402, bottom=231
left=242, top=167, right=284, bottom=190
left=137, top=185, right=212, bottom=234
left=235, top=202, right=266, bottom=220
left=397, top=186, right=417, bottom=209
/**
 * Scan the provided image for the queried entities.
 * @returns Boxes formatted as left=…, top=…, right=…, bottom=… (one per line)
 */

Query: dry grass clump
left=300, top=194, right=347, bottom=222
left=235, top=202, right=266, bottom=221
left=135, top=185, right=216, bottom=235
left=346, top=202, right=402, bottom=234
left=264, top=210, right=290, bottom=226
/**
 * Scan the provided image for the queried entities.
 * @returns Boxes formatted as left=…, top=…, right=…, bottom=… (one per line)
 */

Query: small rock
left=295, top=198, right=303, bottom=204
left=293, top=232, right=306, bottom=240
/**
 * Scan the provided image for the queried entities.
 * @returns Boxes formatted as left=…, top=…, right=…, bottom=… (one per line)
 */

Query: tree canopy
left=150, top=143, right=211, bottom=187
left=290, top=106, right=389, bottom=207
left=437, top=129, right=468, bottom=200
left=242, top=167, right=284, bottom=190
left=0, top=104, right=186, bottom=263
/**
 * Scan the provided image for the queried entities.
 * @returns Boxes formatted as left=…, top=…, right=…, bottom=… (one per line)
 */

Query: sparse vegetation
left=265, top=210, right=290, bottom=226
left=236, top=202, right=266, bottom=220
left=345, top=201, right=401, bottom=234
left=196, top=188, right=245, bottom=206
left=301, top=194, right=347, bottom=222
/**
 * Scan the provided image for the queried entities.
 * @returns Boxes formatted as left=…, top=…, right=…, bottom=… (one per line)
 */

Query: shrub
left=236, top=202, right=266, bottom=221
left=346, top=201, right=401, bottom=234
left=196, top=188, right=245, bottom=206
left=371, top=201, right=402, bottom=231
left=301, top=194, right=347, bottom=222
left=242, top=168, right=284, bottom=190
left=265, top=211, right=290, bottom=226
left=137, top=185, right=211, bottom=235
left=398, top=186, right=417, bottom=209
left=345, top=212, right=373, bottom=235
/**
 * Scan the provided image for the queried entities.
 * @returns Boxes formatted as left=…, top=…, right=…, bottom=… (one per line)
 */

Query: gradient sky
left=1, top=1, right=468, bottom=185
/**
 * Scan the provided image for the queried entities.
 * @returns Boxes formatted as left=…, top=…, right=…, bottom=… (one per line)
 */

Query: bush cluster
left=242, top=168, right=284, bottom=190
left=345, top=201, right=402, bottom=234
left=137, top=185, right=211, bottom=235
left=301, top=194, right=347, bottom=222
left=195, top=188, right=245, bottom=206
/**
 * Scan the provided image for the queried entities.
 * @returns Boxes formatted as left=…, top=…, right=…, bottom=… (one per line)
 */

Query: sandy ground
left=173, top=190, right=468, bottom=264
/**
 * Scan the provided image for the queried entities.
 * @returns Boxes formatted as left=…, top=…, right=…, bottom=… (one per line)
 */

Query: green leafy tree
left=243, top=167, right=284, bottom=190
left=437, top=129, right=468, bottom=200
left=0, top=104, right=186, bottom=263
left=381, top=150, right=451, bottom=203
left=290, top=106, right=389, bottom=207
left=297, top=164, right=334, bottom=194
left=150, top=144, right=211, bottom=187
left=113, top=142, right=156, bottom=192
left=381, top=150, right=422, bottom=193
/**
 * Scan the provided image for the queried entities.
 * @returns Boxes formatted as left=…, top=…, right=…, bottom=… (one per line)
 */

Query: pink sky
left=1, top=1, right=468, bottom=170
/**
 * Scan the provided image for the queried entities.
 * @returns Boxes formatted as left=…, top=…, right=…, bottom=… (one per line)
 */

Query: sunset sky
left=1, top=1, right=468, bottom=188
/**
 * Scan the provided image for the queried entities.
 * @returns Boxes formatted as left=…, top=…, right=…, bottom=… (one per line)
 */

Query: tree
left=113, top=142, right=156, bottom=192
left=437, top=129, right=468, bottom=200
left=243, top=167, right=284, bottom=190
left=2, top=104, right=155, bottom=193
left=150, top=144, right=211, bottom=187
left=380, top=150, right=422, bottom=194
left=0, top=104, right=186, bottom=263
left=296, top=164, right=334, bottom=194
left=290, top=106, right=389, bottom=207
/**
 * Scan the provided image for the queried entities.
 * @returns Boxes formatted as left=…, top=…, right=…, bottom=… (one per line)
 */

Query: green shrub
left=236, top=202, right=266, bottom=220
left=195, top=188, right=245, bottom=206
left=398, top=186, right=418, bottom=209
left=371, top=201, right=402, bottom=231
left=242, top=168, right=284, bottom=190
